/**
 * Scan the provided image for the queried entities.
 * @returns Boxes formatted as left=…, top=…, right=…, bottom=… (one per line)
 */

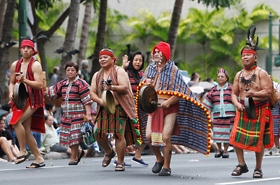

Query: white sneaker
left=275, top=148, right=280, bottom=156
left=264, top=149, right=272, bottom=156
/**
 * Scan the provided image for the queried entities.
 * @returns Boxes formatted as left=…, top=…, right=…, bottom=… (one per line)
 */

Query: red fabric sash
left=9, top=99, right=45, bottom=133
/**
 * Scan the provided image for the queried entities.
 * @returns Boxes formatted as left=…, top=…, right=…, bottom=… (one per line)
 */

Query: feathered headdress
left=241, top=25, right=264, bottom=55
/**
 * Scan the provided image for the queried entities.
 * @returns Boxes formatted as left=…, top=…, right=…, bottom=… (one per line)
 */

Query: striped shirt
left=126, top=70, right=144, bottom=97
left=47, top=76, right=93, bottom=116
left=203, top=83, right=236, bottom=118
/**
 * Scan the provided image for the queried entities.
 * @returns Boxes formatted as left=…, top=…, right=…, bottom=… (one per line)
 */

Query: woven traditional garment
left=271, top=104, right=280, bottom=136
left=10, top=58, right=45, bottom=133
left=95, top=66, right=141, bottom=146
left=47, top=76, right=93, bottom=146
left=137, top=61, right=211, bottom=155
left=230, top=100, right=274, bottom=152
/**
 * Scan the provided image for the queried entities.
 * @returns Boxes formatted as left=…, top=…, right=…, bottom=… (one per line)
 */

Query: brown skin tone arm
left=232, top=71, right=244, bottom=112
left=90, top=73, right=103, bottom=106
left=160, top=96, right=181, bottom=109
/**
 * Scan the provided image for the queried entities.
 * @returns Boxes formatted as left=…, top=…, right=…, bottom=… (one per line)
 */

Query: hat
left=217, top=68, right=228, bottom=76
left=20, top=39, right=38, bottom=56
left=152, top=41, right=171, bottom=61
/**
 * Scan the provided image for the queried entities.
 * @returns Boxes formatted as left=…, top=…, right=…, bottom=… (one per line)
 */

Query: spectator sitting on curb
left=0, top=113, right=18, bottom=162
left=41, top=115, right=95, bottom=157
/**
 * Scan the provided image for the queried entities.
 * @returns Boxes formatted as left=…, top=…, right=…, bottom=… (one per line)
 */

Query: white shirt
left=41, top=123, right=59, bottom=148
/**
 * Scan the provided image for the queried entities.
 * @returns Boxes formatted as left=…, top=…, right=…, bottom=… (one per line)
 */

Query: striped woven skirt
left=230, top=100, right=274, bottom=152
left=271, top=104, right=280, bottom=136
left=94, top=106, right=139, bottom=146
left=212, top=117, right=234, bottom=143
left=59, top=114, right=84, bottom=147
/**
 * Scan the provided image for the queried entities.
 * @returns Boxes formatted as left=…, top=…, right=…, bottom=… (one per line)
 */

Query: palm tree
left=90, top=0, right=107, bottom=77
left=0, top=0, right=16, bottom=104
left=167, top=0, right=184, bottom=60
left=77, top=1, right=92, bottom=66
left=0, top=0, right=7, bottom=39
left=58, top=0, right=81, bottom=81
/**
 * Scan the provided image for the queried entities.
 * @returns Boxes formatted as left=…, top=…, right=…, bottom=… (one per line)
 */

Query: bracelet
left=111, top=85, right=114, bottom=91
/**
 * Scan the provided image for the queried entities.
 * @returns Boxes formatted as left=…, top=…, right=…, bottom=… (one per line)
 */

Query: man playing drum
left=9, top=39, right=45, bottom=168
left=90, top=48, right=141, bottom=171
left=138, top=42, right=210, bottom=176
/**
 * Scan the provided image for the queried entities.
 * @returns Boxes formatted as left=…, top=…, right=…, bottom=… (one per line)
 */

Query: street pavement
left=0, top=151, right=280, bottom=185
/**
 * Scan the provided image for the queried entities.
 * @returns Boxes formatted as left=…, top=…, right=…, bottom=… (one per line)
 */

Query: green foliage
left=36, top=1, right=67, bottom=37
left=193, top=0, right=236, bottom=9
left=35, top=0, right=55, bottom=10
left=46, top=56, right=60, bottom=76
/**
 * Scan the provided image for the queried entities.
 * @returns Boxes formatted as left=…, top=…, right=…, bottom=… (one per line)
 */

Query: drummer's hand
left=122, top=55, right=130, bottom=69
left=236, top=102, right=244, bottom=112
left=104, top=84, right=111, bottom=91
left=159, top=100, right=170, bottom=109
left=15, top=72, right=25, bottom=82
left=9, top=93, right=14, bottom=102
left=145, top=78, right=154, bottom=86
left=244, top=89, right=254, bottom=98
left=86, top=114, right=92, bottom=123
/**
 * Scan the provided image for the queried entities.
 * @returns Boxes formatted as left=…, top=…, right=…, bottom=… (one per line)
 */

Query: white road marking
left=0, top=166, right=65, bottom=172
left=215, top=177, right=280, bottom=185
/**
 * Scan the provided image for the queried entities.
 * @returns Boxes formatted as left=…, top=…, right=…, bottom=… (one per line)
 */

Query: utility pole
left=18, top=0, right=27, bottom=57
left=268, top=11, right=273, bottom=75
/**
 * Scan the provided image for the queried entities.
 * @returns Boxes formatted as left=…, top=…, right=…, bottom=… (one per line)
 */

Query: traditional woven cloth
left=230, top=100, right=274, bottom=152
left=95, top=66, right=141, bottom=146
left=212, top=117, right=234, bottom=143
left=10, top=58, right=45, bottom=133
left=47, top=76, right=93, bottom=146
left=137, top=60, right=211, bottom=155
left=271, top=104, right=280, bottom=136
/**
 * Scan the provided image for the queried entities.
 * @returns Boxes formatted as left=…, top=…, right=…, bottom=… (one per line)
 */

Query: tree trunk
left=77, top=1, right=92, bottom=66
left=0, top=0, right=7, bottom=39
left=58, top=0, right=80, bottom=82
left=90, top=0, right=107, bottom=78
left=0, top=0, right=16, bottom=104
left=167, top=0, right=184, bottom=61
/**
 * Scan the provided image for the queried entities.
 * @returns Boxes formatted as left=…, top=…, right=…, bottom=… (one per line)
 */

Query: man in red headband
left=90, top=48, right=140, bottom=172
left=230, top=46, right=274, bottom=178
left=8, top=39, right=45, bottom=168
left=138, top=42, right=210, bottom=176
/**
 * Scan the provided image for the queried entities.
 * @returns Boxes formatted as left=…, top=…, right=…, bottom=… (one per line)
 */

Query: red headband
left=99, top=50, right=117, bottom=64
left=20, top=39, right=38, bottom=56
left=242, top=49, right=256, bottom=56
left=99, top=50, right=114, bottom=58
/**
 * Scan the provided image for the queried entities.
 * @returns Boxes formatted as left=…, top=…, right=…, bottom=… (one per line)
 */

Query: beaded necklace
left=240, top=69, right=257, bottom=88
left=244, top=63, right=257, bottom=71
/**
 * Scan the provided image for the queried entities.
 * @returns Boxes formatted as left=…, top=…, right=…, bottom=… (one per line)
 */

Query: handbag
left=81, top=117, right=95, bottom=146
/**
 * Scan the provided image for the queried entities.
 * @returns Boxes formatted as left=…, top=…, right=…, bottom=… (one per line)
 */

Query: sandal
left=102, top=150, right=116, bottom=167
left=214, top=151, right=223, bottom=158
left=253, top=168, right=263, bottom=178
left=231, top=164, right=249, bottom=176
left=115, top=162, right=125, bottom=171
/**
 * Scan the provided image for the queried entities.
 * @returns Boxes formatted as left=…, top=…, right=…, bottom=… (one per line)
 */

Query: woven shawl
left=138, top=61, right=211, bottom=155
